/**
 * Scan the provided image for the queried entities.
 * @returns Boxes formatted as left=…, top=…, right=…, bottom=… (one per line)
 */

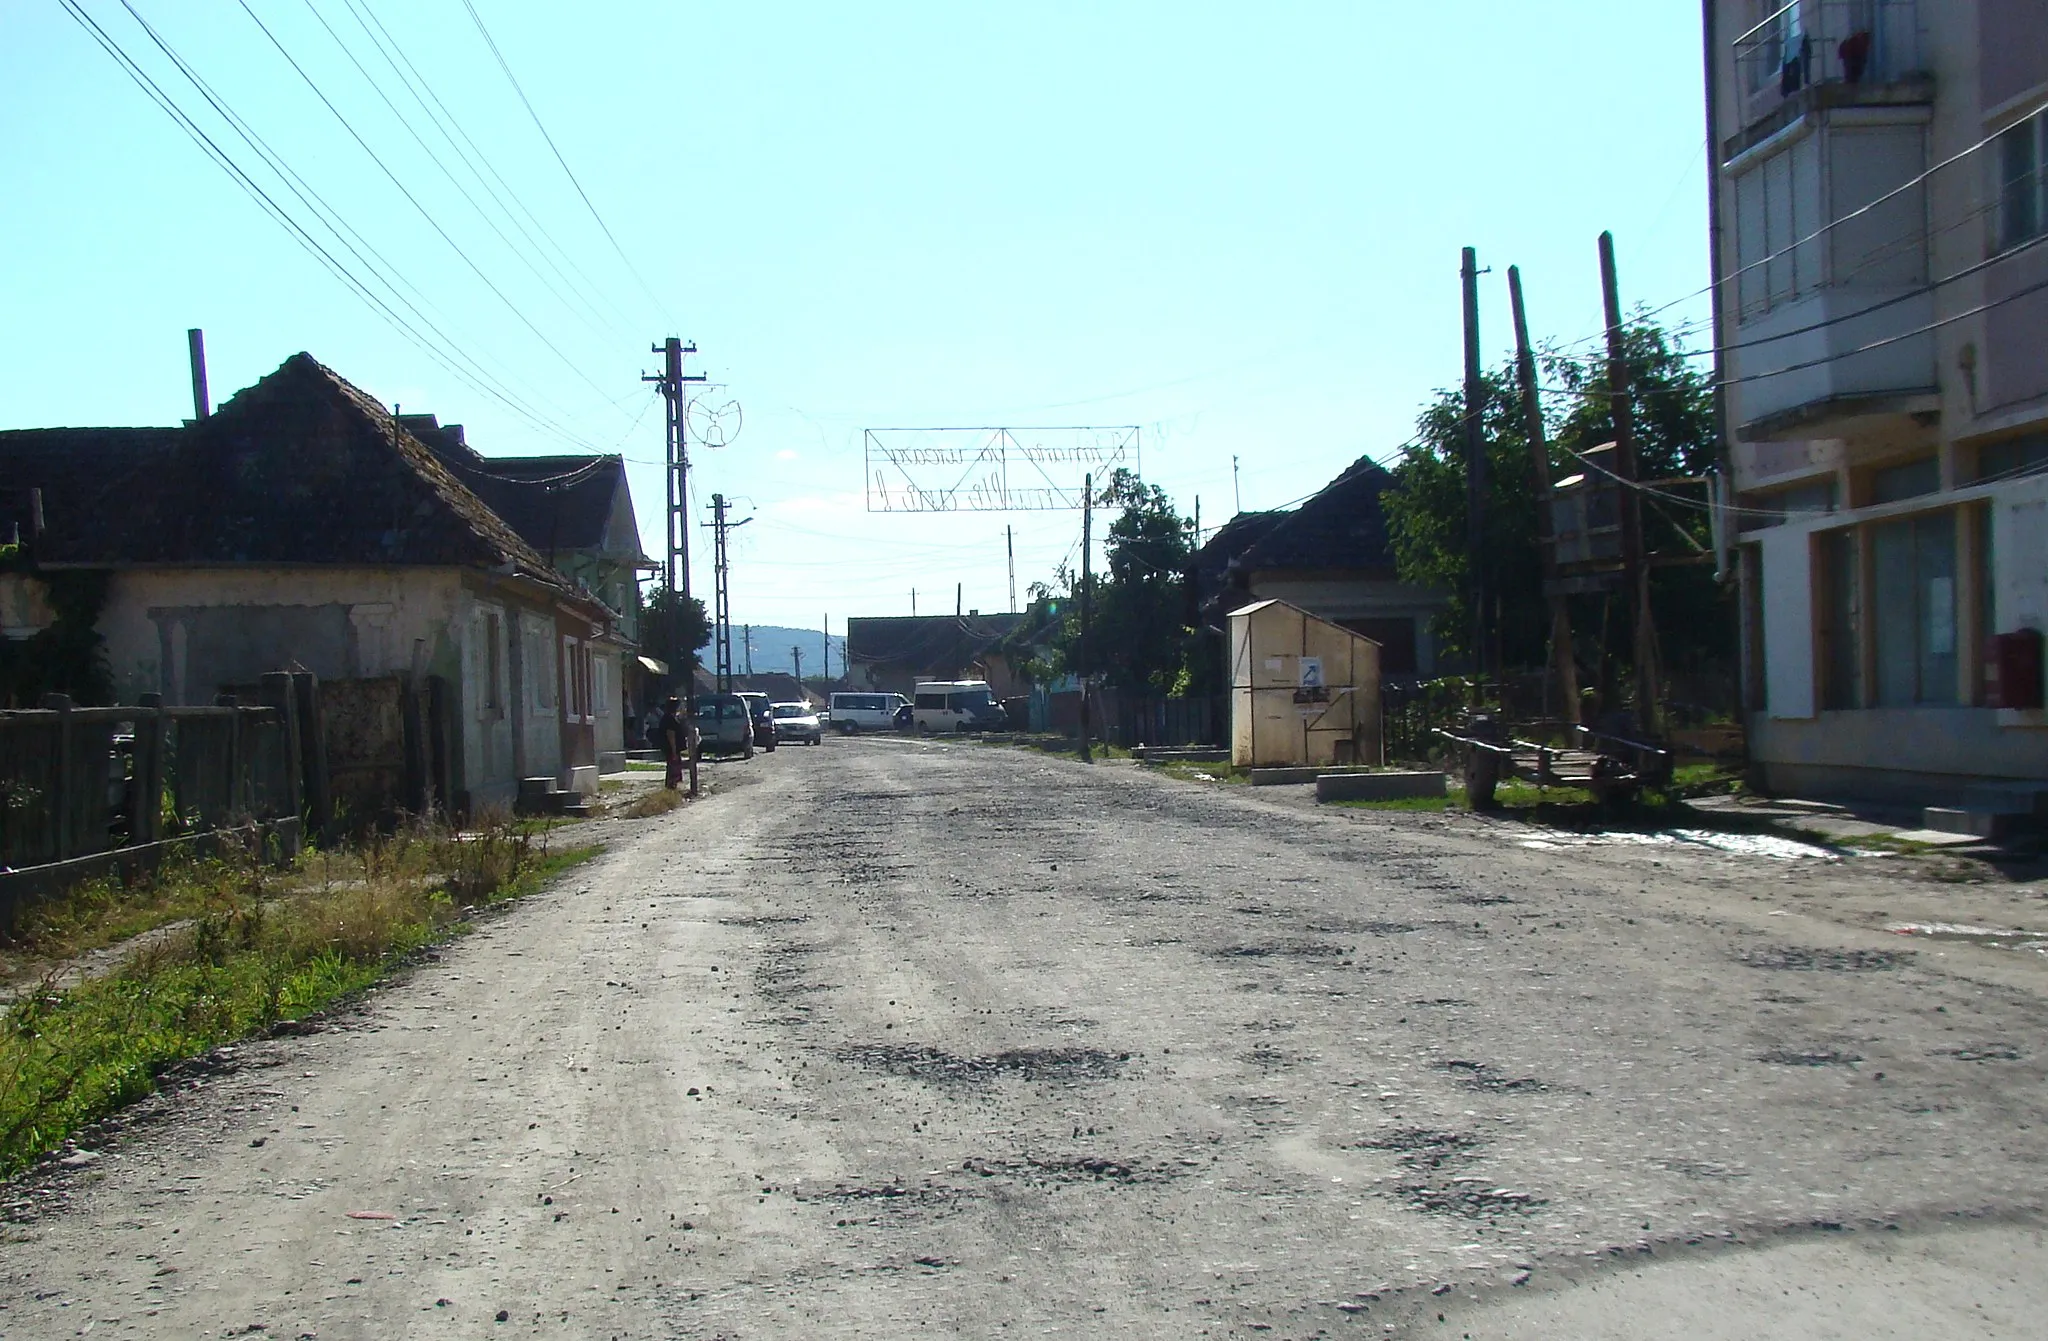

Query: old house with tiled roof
left=1193, top=455, right=1449, bottom=678
left=0, top=353, right=623, bottom=813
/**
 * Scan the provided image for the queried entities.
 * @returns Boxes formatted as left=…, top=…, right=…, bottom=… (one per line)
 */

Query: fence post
left=214, top=694, right=242, bottom=820
left=38, top=693, right=75, bottom=861
left=260, top=672, right=303, bottom=822
left=134, top=692, right=167, bottom=844
left=292, top=671, right=333, bottom=839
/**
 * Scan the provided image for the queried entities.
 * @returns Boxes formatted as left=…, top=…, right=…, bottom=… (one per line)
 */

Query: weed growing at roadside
left=0, top=824, right=594, bottom=1179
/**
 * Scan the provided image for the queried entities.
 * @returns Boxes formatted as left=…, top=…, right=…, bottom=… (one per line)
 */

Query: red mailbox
left=1986, top=629, right=2044, bottom=710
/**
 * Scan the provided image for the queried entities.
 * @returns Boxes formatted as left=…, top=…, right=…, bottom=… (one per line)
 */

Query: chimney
left=187, top=328, right=210, bottom=420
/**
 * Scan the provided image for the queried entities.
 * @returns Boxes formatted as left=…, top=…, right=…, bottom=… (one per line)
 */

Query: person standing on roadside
left=659, top=695, right=687, bottom=790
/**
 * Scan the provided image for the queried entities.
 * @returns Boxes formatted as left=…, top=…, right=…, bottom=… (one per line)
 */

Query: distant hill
left=722, top=624, right=847, bottom=680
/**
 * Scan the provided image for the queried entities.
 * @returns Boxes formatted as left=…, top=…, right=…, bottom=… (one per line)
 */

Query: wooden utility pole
left=1079, top=472, right=1094, bottom=765
left=1508, top=265, right=1582, bottom=726
left=1460, top=247, right=1489, bottom=687
left=1598, top=231, right=1663, bottom=736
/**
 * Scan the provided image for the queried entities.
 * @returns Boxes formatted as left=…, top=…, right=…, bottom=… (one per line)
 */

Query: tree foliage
left=1033, top=470, right=1197, bottom=696
left=1381, top=317, right=1732, bottom=676
left=639, top=583, right=711, bottom=677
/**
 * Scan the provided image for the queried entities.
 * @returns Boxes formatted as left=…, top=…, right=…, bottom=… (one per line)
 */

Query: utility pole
left=1509, top=265, right=1582, bottom=726
left=1599, top=231, right=1663, bottom=737
left=1460, top=246, right=1490, bottom=689
left=823, top=613, right=830, bottom=679
left=644, top=338, right=707, bottom=608
left=1079, top=472, right=1094, bottom=765
left=956, top=583, right=963, bottom=617
left=707, top=494, right=750, bottom=695
left=792, top=646, right=803, bottom=682
left=911, top=589, right=917, bottom=616
left=1006, top=526, right=1016, bottom=613
left=744, top=624, right=753, bottom=676
left=1231, top=455, right=1242, bottom=514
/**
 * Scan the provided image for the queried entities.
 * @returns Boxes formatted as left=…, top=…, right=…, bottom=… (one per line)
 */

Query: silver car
left=770, top=702, right=823, bottom=745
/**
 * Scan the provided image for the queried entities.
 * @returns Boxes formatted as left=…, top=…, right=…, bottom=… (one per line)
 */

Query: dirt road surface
left=5, top=739, right=2046, bottom=1338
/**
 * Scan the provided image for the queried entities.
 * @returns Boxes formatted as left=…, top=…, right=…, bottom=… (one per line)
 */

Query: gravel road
left=5, top=737, right=2046, bottom=1339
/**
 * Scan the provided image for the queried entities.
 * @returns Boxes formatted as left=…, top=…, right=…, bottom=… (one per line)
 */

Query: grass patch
left=0, top=824, right=594, bottom=1180
left=624, top=761, right=666, bottom=772
left=616, top=786, right=689, bottom=820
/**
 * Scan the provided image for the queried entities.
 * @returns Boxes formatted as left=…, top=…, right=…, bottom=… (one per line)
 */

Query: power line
left=63, top=0, right=604, bottom=452
left=312, top=0, right=631, bottom=349
left=233, top=0, right=627, bottom=413
left=457, top=0, right=674, bottom=327
left=105, top=0, right=598, bottom=449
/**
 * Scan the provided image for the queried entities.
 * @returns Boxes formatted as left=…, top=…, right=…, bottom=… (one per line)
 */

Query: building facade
left=1710, top=0, right=2048, bottom=806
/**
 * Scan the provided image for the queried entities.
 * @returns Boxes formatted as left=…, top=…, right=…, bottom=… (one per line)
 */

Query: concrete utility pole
left=1231, top=456, right=1241, bottom=513
left=1079, top=472, right=1094, bottom=765
left=644, top=338, right=706, bottom=607
left=1460, top=247, right=1489, bottom=687
left=822, top=613, right=830, bottom=679
left=1509, top=265, right=1582, bottom=726
left=708, top=494, right=750, bottom=695
left=792, top=646, right=803, bottom=681
left=1599, top=231, right=1663, bottom=737
left=1007, top=526, right=1016, bottom=613
left=744, top=624, right=753, bottom=676
left=186, top=328, right=210, bottom=421
left=956, top=583, right=962, bottom=618
left=911, top=589, right=917, bottom=616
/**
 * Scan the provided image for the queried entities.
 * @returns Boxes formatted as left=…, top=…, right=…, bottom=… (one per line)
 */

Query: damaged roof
left=0, top=353, right=579, bottom=595
left=1232, top=455, right=1399, bottom=575
left=401, top=415, right=648, bottom=565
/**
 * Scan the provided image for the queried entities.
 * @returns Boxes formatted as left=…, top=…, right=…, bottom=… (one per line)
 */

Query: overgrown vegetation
left=0, top=823, right=594, bottom=1179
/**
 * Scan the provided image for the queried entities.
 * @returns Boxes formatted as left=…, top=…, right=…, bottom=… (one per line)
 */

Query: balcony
left=1732, top=1, right=1928, bottom=141
left=1728, top=285, right=1938, bottom=440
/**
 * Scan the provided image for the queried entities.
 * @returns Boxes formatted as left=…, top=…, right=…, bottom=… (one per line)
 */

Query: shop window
left=1871, top=510, right=1958, bottom=706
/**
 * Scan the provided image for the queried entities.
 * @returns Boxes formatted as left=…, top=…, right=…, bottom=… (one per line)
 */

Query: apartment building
left=1709, top=0, right=2048, bottom=816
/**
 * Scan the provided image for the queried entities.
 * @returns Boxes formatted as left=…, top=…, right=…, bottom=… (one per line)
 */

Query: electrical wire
left=62, top=0, right=605, bottom=453
left=233, top=0, right=627, bottom=412
left=105, top=0, right=598, bottom=450
left=302, top=0, right=622, bottom=352
left=457, top=0, right=674, bottom=327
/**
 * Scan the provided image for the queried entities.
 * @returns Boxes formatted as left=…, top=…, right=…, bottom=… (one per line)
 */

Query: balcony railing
left=1734, top=1, right=1924, bottom=121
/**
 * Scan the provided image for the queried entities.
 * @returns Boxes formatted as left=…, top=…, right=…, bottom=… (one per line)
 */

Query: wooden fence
left=0, top=671, right=325, bottom=922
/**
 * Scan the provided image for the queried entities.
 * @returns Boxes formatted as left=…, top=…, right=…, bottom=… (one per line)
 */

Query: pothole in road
left=1741, top=945, right=1913, bottom=972
left=1211, top=942, right=1348, bottom=960
left=719, top=914, right=810, bottom=928
left=1937, top=1044, right=2023, bottom=1063
left=1395, top=1178, right=1546, bottom=1220
left=1441, top=1059, right=1548, bottom=1093
left=1759, top=1048, right=1863, bottom=1067
left=835, top=1044, right=1131, bottom=1086
left=1453, top=893, right=1515, bottom=907
left=961, top=1155, right=1184, bottom=1186
left=1354, top=1128, right=1482, bottom=1172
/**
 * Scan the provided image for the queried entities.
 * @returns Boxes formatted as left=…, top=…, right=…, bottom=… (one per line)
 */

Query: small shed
left=1229, top=599, right=1381, bottom=769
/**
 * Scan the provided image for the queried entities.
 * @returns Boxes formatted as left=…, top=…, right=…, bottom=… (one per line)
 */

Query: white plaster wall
left=1992, top=473, right=2048, bottom=637
left=1757, top=525, right=1817, bottom=720
left=99, top=567, right=464, bottom=705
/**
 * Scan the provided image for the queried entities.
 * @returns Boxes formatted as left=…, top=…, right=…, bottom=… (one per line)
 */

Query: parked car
left=827, top=691, right=909, bottom=734
left=770, top=701, right=823, bottom=745
left=691, top=693, right=754, bottom=758
left=912, top=680, right=1008, bottom=733
left=735, top=691, right=778, bottom=751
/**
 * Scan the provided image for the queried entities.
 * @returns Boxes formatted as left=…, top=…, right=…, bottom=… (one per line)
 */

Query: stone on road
left=3, top=738, right=2045, bottom=1338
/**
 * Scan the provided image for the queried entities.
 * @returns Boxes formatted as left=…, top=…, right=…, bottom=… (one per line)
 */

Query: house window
left=1871, top=510, right=1958, bottom=706
left=534, top=626, right=555, bottom=709
left=1998, top=107, right=2047, bottom=252
left=595, top=657, right=611, bottom=715
left=1974, top=433, right=2048, bottom=484
left=1818, top=527, right=1862, bottom=710
left=1869, top=455, right=1940, bottom=504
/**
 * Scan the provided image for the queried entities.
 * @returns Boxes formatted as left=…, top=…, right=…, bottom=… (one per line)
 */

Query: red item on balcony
left=1839, top=30, right=1873, bottom=83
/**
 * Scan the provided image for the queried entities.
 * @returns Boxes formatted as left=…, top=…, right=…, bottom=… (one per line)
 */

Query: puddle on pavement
left=1885, top=922, right=2048, bottom=954
left=1516, top=829, right=1837, bottom=861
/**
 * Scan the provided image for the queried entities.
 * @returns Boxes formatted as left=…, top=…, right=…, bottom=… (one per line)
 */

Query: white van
left=912, top=680, right=1007, bottom=733
left=828, top=691, right=907, bottom=733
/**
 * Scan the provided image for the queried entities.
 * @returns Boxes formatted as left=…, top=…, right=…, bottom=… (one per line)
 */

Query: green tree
left=1032, top=471, right=1196, bottom=696
left=1381, top=316, right=1731, bottom=681
left=639, top=583, right=711, bottom=678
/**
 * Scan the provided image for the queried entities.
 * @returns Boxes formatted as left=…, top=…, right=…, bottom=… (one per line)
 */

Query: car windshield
left=771, top=704, right=807, bottom=718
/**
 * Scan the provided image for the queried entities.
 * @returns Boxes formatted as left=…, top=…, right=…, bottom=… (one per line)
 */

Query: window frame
left=1995, top=106, right=2047, bottom=254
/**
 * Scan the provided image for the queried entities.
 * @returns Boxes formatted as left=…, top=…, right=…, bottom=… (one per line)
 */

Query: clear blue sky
left=3, top=2, right=1715, bottom=628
